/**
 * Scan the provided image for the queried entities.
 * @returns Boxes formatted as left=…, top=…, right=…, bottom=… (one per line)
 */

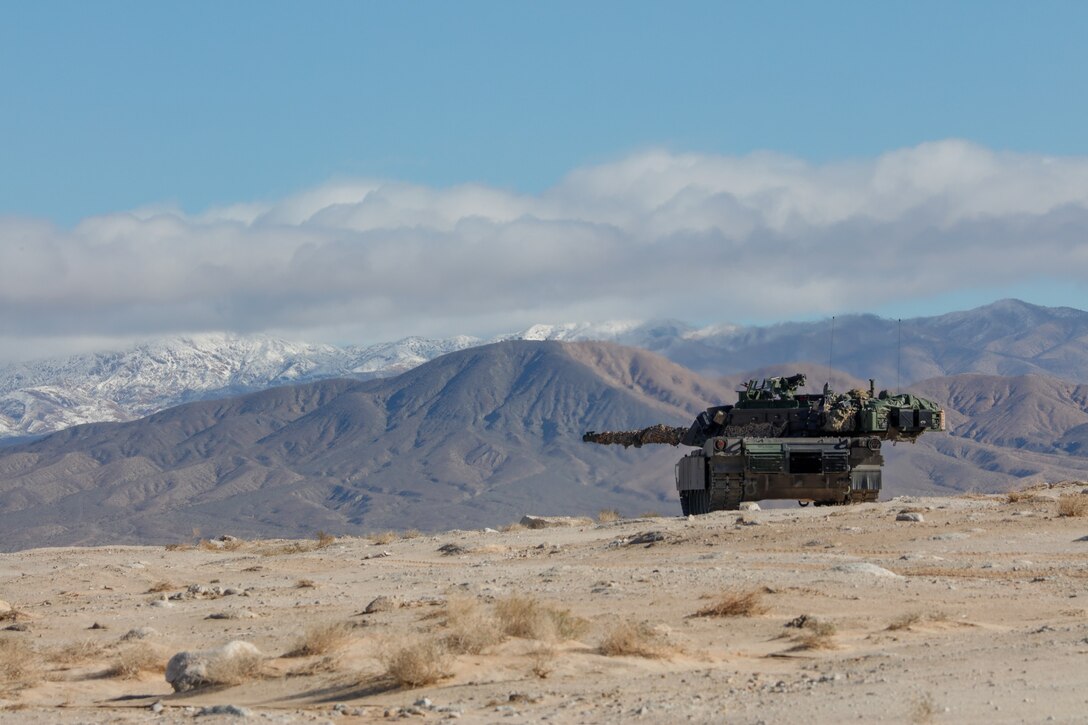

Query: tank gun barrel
left=582, top=424, right=688, bottom=448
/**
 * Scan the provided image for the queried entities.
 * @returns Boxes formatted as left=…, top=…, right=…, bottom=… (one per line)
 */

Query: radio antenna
left=897, top=318, right=902, bottom=394
left=828, top=315, right=836, bottom=376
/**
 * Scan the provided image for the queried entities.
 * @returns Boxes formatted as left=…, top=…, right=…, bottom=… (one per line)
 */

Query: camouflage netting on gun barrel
left=582, top=424, right=688, bottom=448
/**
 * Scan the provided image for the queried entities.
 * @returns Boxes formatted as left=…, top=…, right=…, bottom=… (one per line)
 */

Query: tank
left=582, top=373, right=945, bottom=513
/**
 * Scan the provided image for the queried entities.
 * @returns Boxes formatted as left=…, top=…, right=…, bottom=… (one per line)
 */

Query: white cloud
left=3, top=139, right=1087, bottom=355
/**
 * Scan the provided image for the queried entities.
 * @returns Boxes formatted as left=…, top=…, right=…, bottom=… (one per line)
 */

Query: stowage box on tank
left=583, top=374, right=945, bottom=513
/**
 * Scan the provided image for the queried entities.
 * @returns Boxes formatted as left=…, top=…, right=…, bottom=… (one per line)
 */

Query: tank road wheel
left=681, top=488, right=711, bottom=516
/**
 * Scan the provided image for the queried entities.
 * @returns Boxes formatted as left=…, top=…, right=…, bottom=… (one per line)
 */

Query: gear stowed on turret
left=583, top=374, right=946, bottom=514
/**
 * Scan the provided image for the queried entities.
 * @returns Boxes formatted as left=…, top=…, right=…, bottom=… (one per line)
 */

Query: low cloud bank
left=4, top=140, right=1087, bottom=348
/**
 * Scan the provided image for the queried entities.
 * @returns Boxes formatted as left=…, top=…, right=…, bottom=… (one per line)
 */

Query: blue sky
left=2, top=1, right=1087, bottom=357
left=4, top=1, right=1086, bottom=222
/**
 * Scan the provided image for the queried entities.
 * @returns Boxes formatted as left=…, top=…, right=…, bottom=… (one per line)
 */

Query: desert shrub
left=381, top=638, right=452, bottom=688
left=597, top=509, right=621, bottom=523
left=788, top=619, right=837, bottom=651
left=400, top=529, right=423, bottom=540
left=105, top=642, right=166, bottom=678
left=49, top=638, right=105, bottom=665
left=441, top=597, right=501, bottom=654
left=638, top=510, right=664, bottom=518
left=315, top=530, right=336, bottom=548
left=368, top=531, right=398, bottom=545
left=498, top=522, right=526, bottom=533
left=295, top=579, right=316, bottom=589
left=887, top=612, right=922, bottom=631
left=529, top=642, right=557, bottom=678
left=0, top=638, right=40, bottom=685
left=598, top=620, right=672, bottom=659
left=204, top=648, right=268, bottom=686
left=1057, top=493, right=1088, bottom=517
left=494, top=596, right=587, bottom=642
left=285, top=621, right=353, bottom=658
left=146, top=581, right=175, bottom=593
left=692, top=588, right=769, bottom=618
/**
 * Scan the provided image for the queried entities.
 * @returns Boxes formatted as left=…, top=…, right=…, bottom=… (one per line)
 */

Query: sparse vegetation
left=887, top=612, right=923, bottom=631
left=203, top=648, right=268, bottom=686
left=147, top=580, right=175, bottom=593
left=104, top=643, right=165, bottom=679
left=440, top=596, right=501, bottom=654
left=911, top=692, right=940, bottom=723
left=49, top=638, right=105, bottom=665
left=494, top=596, right=587, bottom=642
left=400, top=529, right=423, bottom=540
left=499, top=522, right=526, bottom=533
left=598, top=620, right=673, bottom=659
left=0, top=638, right=41, bottom=687
left=529, top=642, right=558, bottom=678
left=285, top=621, right=353, bottom=658
left=692, top=588, right=769, bottom=618
left=1057, top=493, right=1088, bottom=517
left=597, top=508, right=621, bottom=523
left=787, top=619, right=837, bottom=651
left=638, top=510, right=664, bottom=519
left=295, top=579, right=316, bottom=589
left=368, top=531, right=398, bottom=545
left=315, top=530, right=336, bottom=548
left=380, top=638, right=453, bottom=688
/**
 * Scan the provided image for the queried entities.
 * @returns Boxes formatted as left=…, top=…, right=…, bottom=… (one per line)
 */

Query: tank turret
left=583, top=373, right=945, bottom=513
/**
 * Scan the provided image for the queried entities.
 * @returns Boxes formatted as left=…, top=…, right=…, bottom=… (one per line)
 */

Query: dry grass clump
left=692, top=588, right=769, bottom=618
left=499, top=522, right=526, bottom=533
left=49, top=638, right=105, bottom=665
left=1057, top=493, right=1088, bottom=517
left=887, top=612, right=923, bottom=631
left=494, top=596, right=587, bottom=642
left=147, top=580, right=175, bottom=593
left=285, top=621, right=354, bottom=658
left=199, top=537, right=244, bottom=552
left=380, top=638, right=453, bottom=689
left=529, top=642, right=558, bottom=678
left=315, top=530, right=336, bottom=548
left=104, top=642, right=166, bottom=679
left=368, top=531, right=398, bottom=545
left=441, top=597, right=502, bottom=654
left=911, top=693, right=940, bottom=723
left=0, top=638, right=41, bottom=687
left=638, top=510, right=664, bottom=518
left=598, top=620, right=673, bottom=659
left=597, top=508, right=621, bottom=523
left=787, top=619, right=838, bottom=651
left=295, top=579, right=316, bottom=589
left=204, top=649, right=268, bottom=686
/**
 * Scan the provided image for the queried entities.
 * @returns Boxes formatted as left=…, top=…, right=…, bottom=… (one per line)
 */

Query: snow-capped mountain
left=3, top=299, right=1087, bottom=440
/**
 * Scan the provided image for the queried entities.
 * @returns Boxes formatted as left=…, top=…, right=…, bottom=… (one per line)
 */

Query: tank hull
left=675, top=436, right=883, bottom=513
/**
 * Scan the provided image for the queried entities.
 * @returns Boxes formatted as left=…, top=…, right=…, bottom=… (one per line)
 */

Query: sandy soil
left=2, top=483, right=1087, bottom=724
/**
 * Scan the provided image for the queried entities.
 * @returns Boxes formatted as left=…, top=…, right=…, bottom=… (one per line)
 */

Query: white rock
left=896, top=512, right=925, bottom=522
left=739, top=502, right=761, bottom=511
left=520, top=515, right=594, bottom=529
left=165, top=641, right=262, bottom=693
left=832, top=562, right=902, bottom=578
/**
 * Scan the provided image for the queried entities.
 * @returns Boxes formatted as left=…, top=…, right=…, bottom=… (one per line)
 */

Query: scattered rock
left=88, top=621, right=107, bottom=630
left=626, top=531, right=668, bottom=546
left=206, top=609, right=258, bottom=620
left=438, top=543, right=469, bottom=556
left=896, top=512, right=925, bottom=522
left=3, top=623, right=29, bottom=632
left=737, top=517, right=762, bottom=526
left=739, top=502, right=761, bottom=511
left=832, top=562, right=902, bottom=578
left=364, top=596, right=398, bottom=614
left=931, top=532, right=969, bottom=540
left=165, top=641, right=263, bottom=693
left=0, top=600, right=11, bottom=613
left=1074, top=535, right=1088, bottom=542
left=150, top=701, right=164, bottom=713
left=785, top=614, right=811, bottom=628
left=520, top=515, right=594, bottom=529
left=196, top=704, right=252, bottom=717
left=122, top=627, right=160, bottom=641
left=362, top=551, right=391, bottom=560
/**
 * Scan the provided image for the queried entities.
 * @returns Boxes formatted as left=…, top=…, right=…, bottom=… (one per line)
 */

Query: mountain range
left=4, top=298, right=1087, bottom=441
left=2, top=331, right=1088, bottom=550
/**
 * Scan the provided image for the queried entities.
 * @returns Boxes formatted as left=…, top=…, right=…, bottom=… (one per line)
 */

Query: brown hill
left=0, top=341, right=734, bottom=550
left=1, top=341, right=1087, bottom=551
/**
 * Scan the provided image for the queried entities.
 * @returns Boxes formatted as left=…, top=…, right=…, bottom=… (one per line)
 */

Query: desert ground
left=2, top=483, right=1087, bottom=724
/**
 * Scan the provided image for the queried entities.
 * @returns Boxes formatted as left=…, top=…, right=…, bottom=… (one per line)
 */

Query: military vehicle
left=583, top=373, right=945, bottom=514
